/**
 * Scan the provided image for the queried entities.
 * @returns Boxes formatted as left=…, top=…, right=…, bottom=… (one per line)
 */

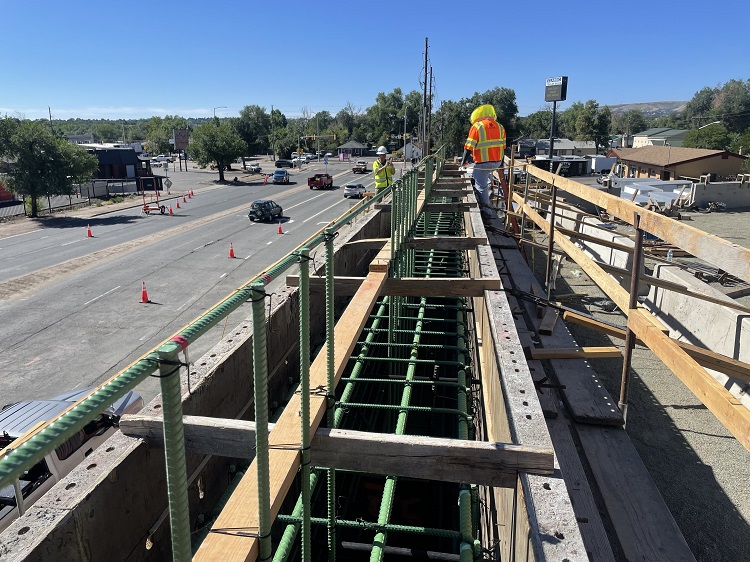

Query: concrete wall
left=0, top=209, right=389, bottom=561
left=645, top=264, right=750, bottom=409
left=689, top=180, right=750, bottom=209
left=540, top=203, right=648, bottom=296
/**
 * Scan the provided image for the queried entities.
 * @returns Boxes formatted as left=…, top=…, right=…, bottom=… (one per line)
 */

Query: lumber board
left=557, top=226, right=635, bottom=253
left=375, top=201, right=477, bottom=212
left=562, top=310, right=750, bottom=383
left=120, top=415, right=553, bottom=487
left=628, top=310, right=750, bottom=451
left=528, top=346, right=622, bottom=360
left=285, top=276, right=501, bottom=298
left=525, top=166, right=750, bottom=284
left=193, top=269, right=389, bottom=562
left=575, top=424, right=696, bottom=561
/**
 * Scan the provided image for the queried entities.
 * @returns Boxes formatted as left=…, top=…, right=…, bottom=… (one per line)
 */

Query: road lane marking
left=284, top=193, right=328, bottom=211
left=60, top=240, right=80, bottom=247
left=84, top=285, right=121, bottom=306
left=220, top=273, right=227, bottom=278
left=303, top=200, right=348, bottom=223
left=0, top=229, right=43, bottom=241
left=176, top=297, right=193, bottom=312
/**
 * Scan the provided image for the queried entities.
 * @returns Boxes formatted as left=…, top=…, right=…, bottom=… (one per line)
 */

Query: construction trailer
left=1, top=150, right=749, bottom=561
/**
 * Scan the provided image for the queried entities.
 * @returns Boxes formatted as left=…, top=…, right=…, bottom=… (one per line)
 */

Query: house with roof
left=336, top=140, right=368, bottom=158
left=535, top=138, right=597, bottom=157
left=632, top=128, right=688, bottom=148
left=608, top=146, right=746, bottom=181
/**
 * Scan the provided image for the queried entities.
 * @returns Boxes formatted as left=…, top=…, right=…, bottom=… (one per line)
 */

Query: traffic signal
left=313, top=134, right=316, bottom=141
left=333, top=133, right=336, bottom=141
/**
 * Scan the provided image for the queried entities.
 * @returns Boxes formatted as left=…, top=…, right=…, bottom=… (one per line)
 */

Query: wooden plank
left=194, top=269, right=389, bottom=562
left=628, top=309, right=750, bottom=451
left=524, top=166, right=750, bottom=284
left=120, top=415, right=554, bottom=487
left=285, top=276, right=501, bottom=298
left=557, top=226, right=635, bottom=254
left=528, top=346, right=622, bottom=360
left=375, top=202, right=477, bottom=212
left=575, top=424, right=696, bottom=561
left=562, top=310, right=750, bottom=383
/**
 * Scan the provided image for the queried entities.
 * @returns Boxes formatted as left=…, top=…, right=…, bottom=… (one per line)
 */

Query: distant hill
left=606, top=101, right=688, bottom=117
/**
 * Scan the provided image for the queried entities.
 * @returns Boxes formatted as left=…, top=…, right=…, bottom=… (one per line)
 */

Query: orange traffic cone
left=278, top=221, right=283, bottom=234
left=188, top=192, right=192, bottom=199
left=176, top=200, right=181, bottom=209
left=182, top=195, right=187, bottom=203
left=229, top=242, right=235, bottom=258
left=140, top=281, right=150, bottom=303
left=86, top=224, right=93, bottom=238
left=169, top=206, right=173, bottom=215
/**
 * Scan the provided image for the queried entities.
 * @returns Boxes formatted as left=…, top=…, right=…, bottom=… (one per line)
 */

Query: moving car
left=275, top=159, right=294, bottom=168
left=153, top=154, right=174, bottom=163
left=247, top=163, right=262, bottom=173
left=343, top=183, right=366, bottom=198
left=273, top=169, right=290, bottom=184
left=308, top=173, right=333, bottom=190
left=352, top=160, right=368, bottom=174
left=0, top=388, right=144, bottom=533
left=248, top=199, right=283, bottom=222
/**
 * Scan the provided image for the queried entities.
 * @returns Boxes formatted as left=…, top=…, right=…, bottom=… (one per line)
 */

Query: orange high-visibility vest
left=464, top=118, right=506, bottom=163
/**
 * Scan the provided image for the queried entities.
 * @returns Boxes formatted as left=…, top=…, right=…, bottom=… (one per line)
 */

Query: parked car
left=0, top=388, right=143, bottom=533
left=153, top=154, right=174, bottom=163
left=275, top=159, right=294, bottom=168
left=248, top=199, right=283, bottom=222
left=343, top=183, right=366, bottom=198
left=248, top=163, right=262, bottom=173
left=273, top=169, right=290, bottom=184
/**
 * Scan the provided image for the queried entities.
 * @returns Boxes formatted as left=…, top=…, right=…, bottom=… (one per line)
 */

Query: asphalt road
left=0, top=156, right=385, bottom=406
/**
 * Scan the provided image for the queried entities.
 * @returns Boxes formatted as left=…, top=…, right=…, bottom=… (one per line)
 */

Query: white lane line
left=193, top=241, right=215, bottom=251
left=284, top=192, right=328, bottom=211
left=220, top=273, right=227, bottom=278
left=84, top=285, right=121, bottom=306
left=176, top=297, right=193, bottom=312
left=0, top=229, right=43, bottom=241
left=60, top=240, right=80, bottom=247
left=303, top=200, right=348, bottom=223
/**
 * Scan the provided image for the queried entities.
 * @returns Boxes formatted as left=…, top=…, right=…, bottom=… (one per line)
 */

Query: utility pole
left=423, top=37, right=428, bottom=156
left=317, top=116, right=320, bottom=161
left=427, top=66, right=433, bottom=156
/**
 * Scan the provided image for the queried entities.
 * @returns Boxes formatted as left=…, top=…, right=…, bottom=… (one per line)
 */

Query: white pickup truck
left=0, top=388, right=143, bottom=532
left=153, top=154, right=174, bottom=163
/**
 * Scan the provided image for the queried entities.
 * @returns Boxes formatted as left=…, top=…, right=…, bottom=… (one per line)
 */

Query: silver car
left=343, top=183, right=366, bottom=198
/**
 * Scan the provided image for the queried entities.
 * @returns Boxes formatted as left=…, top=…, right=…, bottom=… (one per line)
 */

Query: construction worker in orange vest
left=460, top=104, right=507, bottom=219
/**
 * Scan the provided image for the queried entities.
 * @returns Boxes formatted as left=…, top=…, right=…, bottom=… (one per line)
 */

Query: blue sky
left=2, top=1, right=747, bottom=121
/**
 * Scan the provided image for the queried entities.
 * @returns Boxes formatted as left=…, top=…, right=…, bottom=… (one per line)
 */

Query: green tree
left=683, top=123, right=732, bottom=150
left=713, top=79, right=750, bottom=133
left=235, top=105, right=271, bottom=158
left=520, top=109, right=552, bottom=139
left=189, top=121, right=246, bottom=182
left=4, top=120, right=98, bottom=217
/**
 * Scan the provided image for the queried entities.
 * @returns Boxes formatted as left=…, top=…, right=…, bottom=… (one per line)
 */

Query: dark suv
left=248, top=199, right=283, bottom=222
left=275, top=159, right=294, bottom=168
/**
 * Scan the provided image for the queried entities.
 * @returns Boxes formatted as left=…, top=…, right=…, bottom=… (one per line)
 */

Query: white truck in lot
left=0, top=388, right=143, bottom=532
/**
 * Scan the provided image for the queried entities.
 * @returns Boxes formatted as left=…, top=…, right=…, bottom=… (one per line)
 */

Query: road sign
left=545, top=76, right=568, bottom=102
left=164, top=179, right=172, bottom=189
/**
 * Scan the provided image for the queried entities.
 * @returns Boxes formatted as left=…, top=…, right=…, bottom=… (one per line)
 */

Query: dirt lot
left=526, top=206, right=750, bottom=562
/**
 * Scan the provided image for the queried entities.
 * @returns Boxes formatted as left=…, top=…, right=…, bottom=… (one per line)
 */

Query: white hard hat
left=376, top=146, right=388, bottom=155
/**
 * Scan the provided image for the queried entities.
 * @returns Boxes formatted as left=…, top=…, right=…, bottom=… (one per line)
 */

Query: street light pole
left=213, top=106, right=227, bottom=119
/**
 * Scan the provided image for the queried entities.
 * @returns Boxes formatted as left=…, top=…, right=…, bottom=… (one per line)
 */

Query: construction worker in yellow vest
left=373, top=146, right=396, bottom=191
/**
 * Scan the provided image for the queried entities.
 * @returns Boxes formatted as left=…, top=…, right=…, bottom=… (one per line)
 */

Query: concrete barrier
left=645, top=264, right=750, bottom=409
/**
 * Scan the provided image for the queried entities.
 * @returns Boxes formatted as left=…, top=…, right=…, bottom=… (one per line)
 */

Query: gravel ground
left=526, top=206, right=750, bottom=562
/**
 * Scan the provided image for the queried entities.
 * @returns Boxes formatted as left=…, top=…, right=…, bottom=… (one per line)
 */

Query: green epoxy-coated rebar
left=251, top=281, right=273, bottom=561
left=299, top=248, right=312, bottom=562
left=325, top=228, right=336, bottom=562
left=158, top=345, right=192, bottom=561
left=276, top=514, right=461, bottom=540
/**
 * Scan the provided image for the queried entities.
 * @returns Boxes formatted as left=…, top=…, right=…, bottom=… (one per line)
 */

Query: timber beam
left=526, top=346, right=622, bottom=360
left=286, top=275, right=501, bottom=297
left=119, top=414, right=554, bottom=488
